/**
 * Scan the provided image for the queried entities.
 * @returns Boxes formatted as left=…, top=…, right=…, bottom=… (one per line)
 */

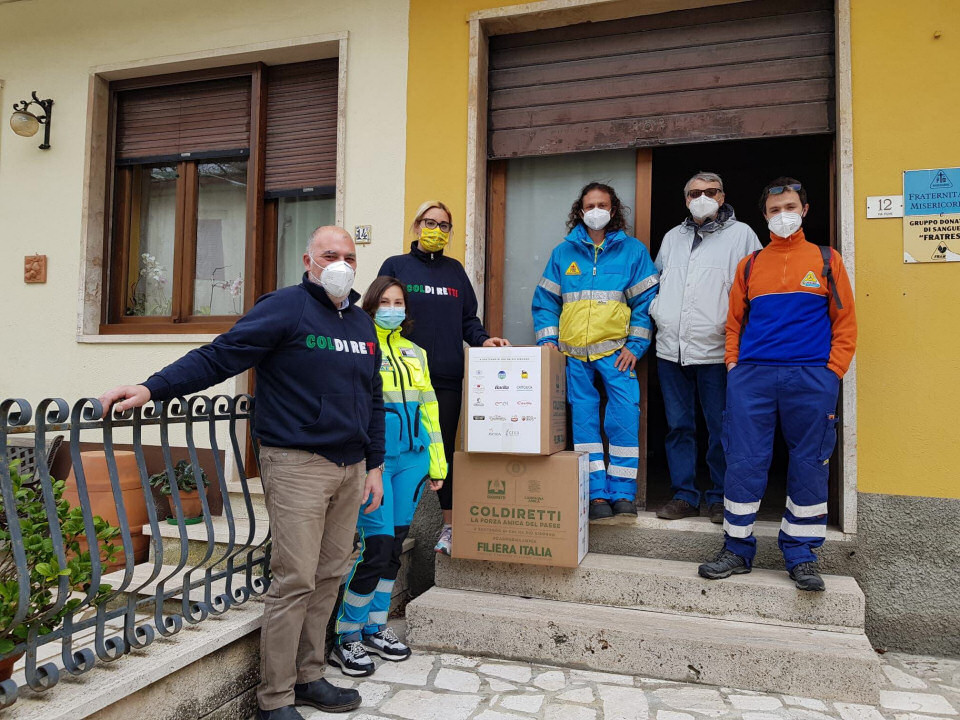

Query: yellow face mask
left=419, top=226, right=449, bottom=252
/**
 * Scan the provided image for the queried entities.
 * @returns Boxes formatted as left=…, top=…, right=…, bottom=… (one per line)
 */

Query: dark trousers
left=434, top=386, right=462, bottom=512
left=658, top=359, right=727, bottom=508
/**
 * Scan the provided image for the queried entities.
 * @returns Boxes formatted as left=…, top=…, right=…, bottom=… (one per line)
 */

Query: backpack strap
left=820, top=245, right=844, bottom=310
left=739, top=249, right=762, bottom=339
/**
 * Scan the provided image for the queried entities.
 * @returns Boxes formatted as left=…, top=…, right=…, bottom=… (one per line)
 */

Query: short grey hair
left=683, top=172, right=724, bottom=197
left=305, top=225, right=352, bottom=255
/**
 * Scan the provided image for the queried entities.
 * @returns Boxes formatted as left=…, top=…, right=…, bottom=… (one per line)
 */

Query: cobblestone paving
left=294, top=651, right=960, bottom=720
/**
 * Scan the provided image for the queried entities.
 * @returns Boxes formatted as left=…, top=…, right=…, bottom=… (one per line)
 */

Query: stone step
left=437, top=552, right=865, bottom=632
left=589, top=513, right=858, bottom=574
left=406, top=587, right=881, bottom=703
left=144, top=516, right=270, bottom=568
left=223, top=477, right=266, bottom=521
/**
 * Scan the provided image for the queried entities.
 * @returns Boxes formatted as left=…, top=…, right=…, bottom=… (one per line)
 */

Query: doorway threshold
left=633, top=511, right=851, bottom=541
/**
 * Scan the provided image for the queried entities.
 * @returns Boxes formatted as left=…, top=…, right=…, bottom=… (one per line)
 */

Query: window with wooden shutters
left=487, top=0, right=835, bottom=159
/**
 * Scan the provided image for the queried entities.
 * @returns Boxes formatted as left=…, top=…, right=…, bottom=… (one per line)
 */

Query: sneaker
left=434, top=524, right=452, bottom=555
left=698, top=548, right=751, bottom=579
left=788, top=561, right=826, bottom=592
left=708, top=502, right=724, bottom=524
left=328, top=640, right=375, bottom=677
left=363, top=626, right=412, bottom=661
left=589, top=499, right=614, bottom=522
left=611, top=499, right=638, bottom=517
left=656, top=497, right=699, bottom=520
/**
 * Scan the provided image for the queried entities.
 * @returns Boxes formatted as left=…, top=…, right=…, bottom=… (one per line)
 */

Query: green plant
left=0, top=461, right=121, bottom=656
left=148, top=459, right=208, bottom=497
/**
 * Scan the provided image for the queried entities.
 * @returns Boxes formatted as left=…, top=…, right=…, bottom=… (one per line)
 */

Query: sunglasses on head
left=767, top=183, right=803, bottom=195
left=687, top=188, right=722, bottom=199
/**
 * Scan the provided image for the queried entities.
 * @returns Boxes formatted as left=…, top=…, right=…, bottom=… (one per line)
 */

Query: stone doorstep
left=100, top=562, right=269, bottom=611
left=589, top=514, right=858, bottom=574
left=437, top=553, right=866, bottom=633
left=407, top=587, right=882, bottom=704
left=4, top=602, right=264, bottom=720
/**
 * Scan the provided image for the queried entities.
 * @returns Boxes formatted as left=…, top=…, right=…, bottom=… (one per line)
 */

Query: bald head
left=306, top=225, right=355, bottom=256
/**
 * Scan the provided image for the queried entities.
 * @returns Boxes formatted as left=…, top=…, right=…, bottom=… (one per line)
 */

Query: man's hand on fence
left=98, top=385, right=152, bottom=417
left=362, top=467, right=384, bottom=514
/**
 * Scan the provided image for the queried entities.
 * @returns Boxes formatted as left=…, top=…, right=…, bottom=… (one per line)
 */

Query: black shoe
left=698, top=548, right=751, bottom=579
left=656, top=498, right=699, bottom=520
left=708, top=502, right=724, bottom=524
left=294, top=678, right=362, bottom=712
left=589, top=499, right=614, bottom=522
left=611, top=499, right=637, bottom=517
left=789, top=562, right=826, bottom=592
left=258, top=706, right=305, bottom=720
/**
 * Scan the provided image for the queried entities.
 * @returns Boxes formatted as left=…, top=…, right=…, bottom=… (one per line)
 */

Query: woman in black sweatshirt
left=378, top=200, right=509, bottom=554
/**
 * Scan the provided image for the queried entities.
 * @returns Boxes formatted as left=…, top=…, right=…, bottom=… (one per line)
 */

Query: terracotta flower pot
left=0, top=652, right=23, bottom=682
left=64, top=451, right=150, bottom=570
left=168, top=490, right=203, bottom=519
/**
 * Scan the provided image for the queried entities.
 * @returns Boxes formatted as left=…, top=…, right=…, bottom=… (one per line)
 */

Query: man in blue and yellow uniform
left=532, top=183, right=659, bottom=522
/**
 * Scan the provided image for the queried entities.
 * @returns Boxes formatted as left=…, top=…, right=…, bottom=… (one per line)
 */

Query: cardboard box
left=463, top=345, right=566, bottom=455
left=451, top=451, right=589, bottom=568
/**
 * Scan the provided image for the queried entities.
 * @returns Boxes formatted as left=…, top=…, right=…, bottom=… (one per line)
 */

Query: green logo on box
left=487, top=479, right=506, bottom=497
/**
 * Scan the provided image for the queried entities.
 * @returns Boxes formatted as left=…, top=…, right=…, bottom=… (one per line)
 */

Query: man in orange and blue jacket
left=698, top=177, right=856, bottom=591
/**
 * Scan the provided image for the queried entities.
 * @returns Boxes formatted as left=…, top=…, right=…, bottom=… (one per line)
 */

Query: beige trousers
left=256, top=446, right=365, bottom=710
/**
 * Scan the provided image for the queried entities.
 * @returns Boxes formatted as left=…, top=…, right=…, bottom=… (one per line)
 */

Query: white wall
left=0, top=0, right=409, bottom=404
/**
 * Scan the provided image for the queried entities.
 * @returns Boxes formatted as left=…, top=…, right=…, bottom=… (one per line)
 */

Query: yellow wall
left=851, top=0, right=960, bottom=499
left=405, top=0, right=960, bottom=499
left=0, top=0, right=409, bottom=405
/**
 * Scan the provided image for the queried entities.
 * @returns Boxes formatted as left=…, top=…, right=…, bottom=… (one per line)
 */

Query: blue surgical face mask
left=375, top=307, right=406, bottom=330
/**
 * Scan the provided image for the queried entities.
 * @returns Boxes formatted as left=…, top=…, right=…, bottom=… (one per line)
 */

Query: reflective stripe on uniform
left=588, top=460, right=606, bottom=474
left=574, top=443, right=604, bottom=453
left=342, top=590, right=369, bottom=607
left=368, top=611, right=389, bottom=625
left=780, top=519, right=827, bottom=538
left=607, top=465, right=637, bottom=479
left=421, top=391, right=437, bottom=403
left=724, top=519, right=754, bottom=538
left=337, top=621, right=364, bottom=631
left=608, top=444, right=639, bottom=458
left=375, top=578, right=395, bottom=594
left=429, top=431, right=443, bottom=443
left=724, top=498, right=761, bottom=516
left=536, top=326, right=560, bottom=340
left=538, top=277, right=562, bottom=296
left=625, top=273, right=660, bottom=299
left=562, top=289, right=625, bottom=304
left=628, top=326, right=652, bottom=339
left=559, top=338, right=625, bottom=357
left=383, top=390, right=405, bottom=403
left=786, top=497, right=828, bottom=518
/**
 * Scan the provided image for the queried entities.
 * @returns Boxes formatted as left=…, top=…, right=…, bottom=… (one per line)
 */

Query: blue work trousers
left=658, top=359, right=727, bottom=508
left=722, top=364, right=840, bottom=570
left=334, top=448, right=429, bottom=641
left=567, top=353, right=640, bottom=502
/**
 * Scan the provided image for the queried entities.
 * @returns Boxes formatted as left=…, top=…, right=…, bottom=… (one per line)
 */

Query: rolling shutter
left=115, top=77, right=251, bottom=162
left=488, top=0, right=835, bottom=159
left=264, top=59, right=339, bottom=195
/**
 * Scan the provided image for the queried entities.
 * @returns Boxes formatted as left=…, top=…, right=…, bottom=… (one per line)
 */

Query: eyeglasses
left=422, top=218, right=452, bottom=232
left=687, top=188, right=722, bottom=199
left=767, top=183, right=803, bottom=195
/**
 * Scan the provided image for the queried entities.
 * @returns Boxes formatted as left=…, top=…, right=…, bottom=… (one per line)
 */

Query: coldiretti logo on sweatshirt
left=406, top=284, right=459, bottom=297
left=305, top=335, right=377, bottom=354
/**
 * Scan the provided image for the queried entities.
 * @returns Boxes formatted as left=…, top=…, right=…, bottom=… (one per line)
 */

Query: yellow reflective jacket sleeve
left=416, top=347, right=448, bottom=480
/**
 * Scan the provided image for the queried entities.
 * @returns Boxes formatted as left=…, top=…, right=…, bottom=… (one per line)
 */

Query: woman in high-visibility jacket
left=330, top=276, right=447, bottom=677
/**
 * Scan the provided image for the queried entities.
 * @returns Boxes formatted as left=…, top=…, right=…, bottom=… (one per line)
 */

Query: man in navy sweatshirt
left=100, top=226, right=384, bottom=720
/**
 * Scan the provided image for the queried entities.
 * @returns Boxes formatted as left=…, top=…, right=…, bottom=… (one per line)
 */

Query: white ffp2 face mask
left=582, top=208, right=611, bottom=231
left=768, top=212, right=803, bottom=238
left=689, top=195, right=720, bottom=221
left=310, top=258, right=355, bottom=298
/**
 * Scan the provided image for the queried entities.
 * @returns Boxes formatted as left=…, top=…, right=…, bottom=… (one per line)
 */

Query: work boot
left=789, top=562, right=826, bottom=592
left=258, top=707, right=304, bottom=720
left=611, top=499, right=638, bottom=518
left=294, top=678, right=361, bottom=712
left=363, top=626, right=411, bottom=661
left=698, top=548, right=750, bottom=579
left=589, top=499, right=614, bottom=522
left=656, top=498, right=699, bottom=520
left=708, top=502, right=724, bottom=524
left=328, top=641, right=375, bottom=677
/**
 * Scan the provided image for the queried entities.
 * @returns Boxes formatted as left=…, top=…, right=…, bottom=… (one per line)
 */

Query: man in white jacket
left=650, top=172, right=761, bottom=523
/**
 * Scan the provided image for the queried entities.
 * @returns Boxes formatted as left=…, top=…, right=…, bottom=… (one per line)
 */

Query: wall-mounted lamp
left=10, top=92, right=54, bottom=150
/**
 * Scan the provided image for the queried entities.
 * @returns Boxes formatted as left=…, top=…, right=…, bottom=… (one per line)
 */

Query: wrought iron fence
left=0, top=395, right=270, bottom=710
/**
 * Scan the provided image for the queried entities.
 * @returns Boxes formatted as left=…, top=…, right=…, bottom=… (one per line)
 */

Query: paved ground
left=296, top=649, right=960, bottom=720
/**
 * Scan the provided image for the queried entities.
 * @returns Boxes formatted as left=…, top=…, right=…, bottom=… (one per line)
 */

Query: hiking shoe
left=434, top=524, right=452, bottom=555
left=708, top=502, right=724, bottom=524
left=656, top=497, right=699, bottom=520
left=328, top=641, right=375, bottom=677
left=294, top=678, right=361, bottom=713
left=698, top=548, right=751, bottom=579
left=589, top=499, right=614, bottom=522
left=789, top=562, right=826, bottom=592
left=363, top=626, right=411, bottom=661
left=611, top=499, right=638, bottom=518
